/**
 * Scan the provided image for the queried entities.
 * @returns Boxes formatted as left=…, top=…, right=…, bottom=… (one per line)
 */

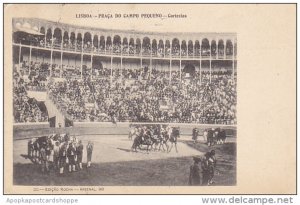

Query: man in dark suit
left=189, top=156, right=201, bottom=185
left=76, top=140, right=84, bottom=170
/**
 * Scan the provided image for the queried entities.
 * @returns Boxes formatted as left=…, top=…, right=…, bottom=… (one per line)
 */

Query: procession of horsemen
left=26, top=125, right=227, bottom=176
left=129, top=124, right=227, bottom=153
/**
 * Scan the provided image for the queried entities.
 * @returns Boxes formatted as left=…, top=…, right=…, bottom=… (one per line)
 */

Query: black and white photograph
left=11, top=16, right=237, bottom=187
left=4, top=3, right=296, bottom=195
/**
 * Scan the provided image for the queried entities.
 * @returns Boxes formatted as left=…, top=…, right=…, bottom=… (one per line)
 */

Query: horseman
left=131, top=126, right=153, bottom=153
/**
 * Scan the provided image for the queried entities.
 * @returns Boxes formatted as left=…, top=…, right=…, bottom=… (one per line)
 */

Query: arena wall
left=13, top=122, right=236, bottom=140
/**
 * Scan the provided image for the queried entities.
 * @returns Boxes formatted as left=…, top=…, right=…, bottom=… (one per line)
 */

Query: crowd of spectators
left=16, top=61, right=48, bottom=91
left=14, top=58, right=236, bottom=125
left=47, top=66, right=236, bottom=124
left=13, top=70, right=48, bottom=123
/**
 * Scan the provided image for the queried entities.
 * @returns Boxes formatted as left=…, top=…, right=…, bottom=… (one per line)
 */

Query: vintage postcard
left=3, top=4, right=296, bottom=194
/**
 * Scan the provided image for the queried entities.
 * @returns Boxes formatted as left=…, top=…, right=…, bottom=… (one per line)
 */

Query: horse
left=131, top=132, right=153, bottom=153
left=31, top=136, right=48, bottom=163
left=216, top=129, right=227, bottom=144
left=207, top=129, right=215, bottom=147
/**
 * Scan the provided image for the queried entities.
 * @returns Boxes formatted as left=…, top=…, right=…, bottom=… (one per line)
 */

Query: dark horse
left=131, top=131, right=153, bottom=153
left=216, top=128, right=227, bottom=144
left=207, top=129, right=215, bottom=147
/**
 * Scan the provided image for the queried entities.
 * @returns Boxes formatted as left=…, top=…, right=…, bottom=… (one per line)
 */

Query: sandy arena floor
left=14, top=135, right=205, bottom=164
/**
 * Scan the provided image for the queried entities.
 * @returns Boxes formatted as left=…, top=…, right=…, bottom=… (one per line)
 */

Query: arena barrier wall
left=13, top=122, right=236, bottom=140
left=13, top=122, right=50, bottom=130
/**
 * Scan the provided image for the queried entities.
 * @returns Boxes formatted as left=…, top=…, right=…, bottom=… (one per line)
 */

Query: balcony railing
left=13, top=39, right=236, bottom=60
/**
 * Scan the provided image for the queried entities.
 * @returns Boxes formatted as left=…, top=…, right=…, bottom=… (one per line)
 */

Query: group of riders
left=26, top=125, right=227, bottom=186
left=128, top=125, right=226, bottom=186
left=129, top=124, right=180, bottom=153
left=129, top=124, right=227, bottom=153
left=27, top=133, right=94, bottom=174
left=192, top=127, right=227, bottom=146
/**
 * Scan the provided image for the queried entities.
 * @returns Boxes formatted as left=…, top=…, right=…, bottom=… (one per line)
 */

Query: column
left=121, top=37, right=123, bottom=57
left=150, top=40, right=152, bottom=78
left=44, top=27, right=47, bottom=48
left=209, top=42, right=212, bottom=83
left=224, top=40, right=226, bottom=59
left=163, top=38, right=166, bottom=58
left=170, top=41, right=173, bottom=84
left=50, top=50, right=53, bottom=77
left=81, top=36, right=84, bottom=52
left=80, top=54, right=83, bottom=79
left=179, top=40, right=181, bottom=59
left=60, top=52, right=63, bottom=78
left=199, top=60, right=201, bottom=85
left=179, top=40, right=182, bottom=81
left=75, top=32, right=77, bottom=52
left=98, top=35, right=100, bottom=53
left=140, top=58, right=142, bottom=68
left=199, top=40, right=201, bottom=60
left=217, top=39, right=219, bottom=59
left=68, top=29, right=71, bottom=50
left=133, top=38, right=135, bottom=56
left=186, top=39, right=188, bottom=58
left=127, top=39, right=129, bottom=56
left=171, top=40, right=173, bottom=59
left=29, top=47, right=32, bottom=72
left=232, top=39, right=235, bottom=80
left=91, top=55, right=93, bottom=79
left=140, top=40, right=142, bottom=57
left=121, top=57, right=123, bottom=74
left=18, top=44, right=22, bottom=73
left=180, top=60, right=182, bottom=81
left=51, top=28, right=54, bottom=48
left=61, top=29, right=64, bottom=50
left=193, top=40, right=195, bottom=59
left=91, top=33, right=94, bottom=53
left=169, top=60, right=172, bottom=83
left=105, top=36, right=107, bottom=54
left=110, top=57, right=113, bottom=84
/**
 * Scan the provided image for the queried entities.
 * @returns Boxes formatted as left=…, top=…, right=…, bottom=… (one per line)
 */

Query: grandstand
left=12, top=18, right=237, bottom=127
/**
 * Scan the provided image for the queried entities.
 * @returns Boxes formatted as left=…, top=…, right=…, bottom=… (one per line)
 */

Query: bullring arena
left=12, top=18, right=237, bottom=186
left=14, top=123, right=236, bottom=186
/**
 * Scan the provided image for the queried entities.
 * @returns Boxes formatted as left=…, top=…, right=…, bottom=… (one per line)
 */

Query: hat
left=205, top=152, right=211, bottom=157
left=193, top=156, right=201, bottom=163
